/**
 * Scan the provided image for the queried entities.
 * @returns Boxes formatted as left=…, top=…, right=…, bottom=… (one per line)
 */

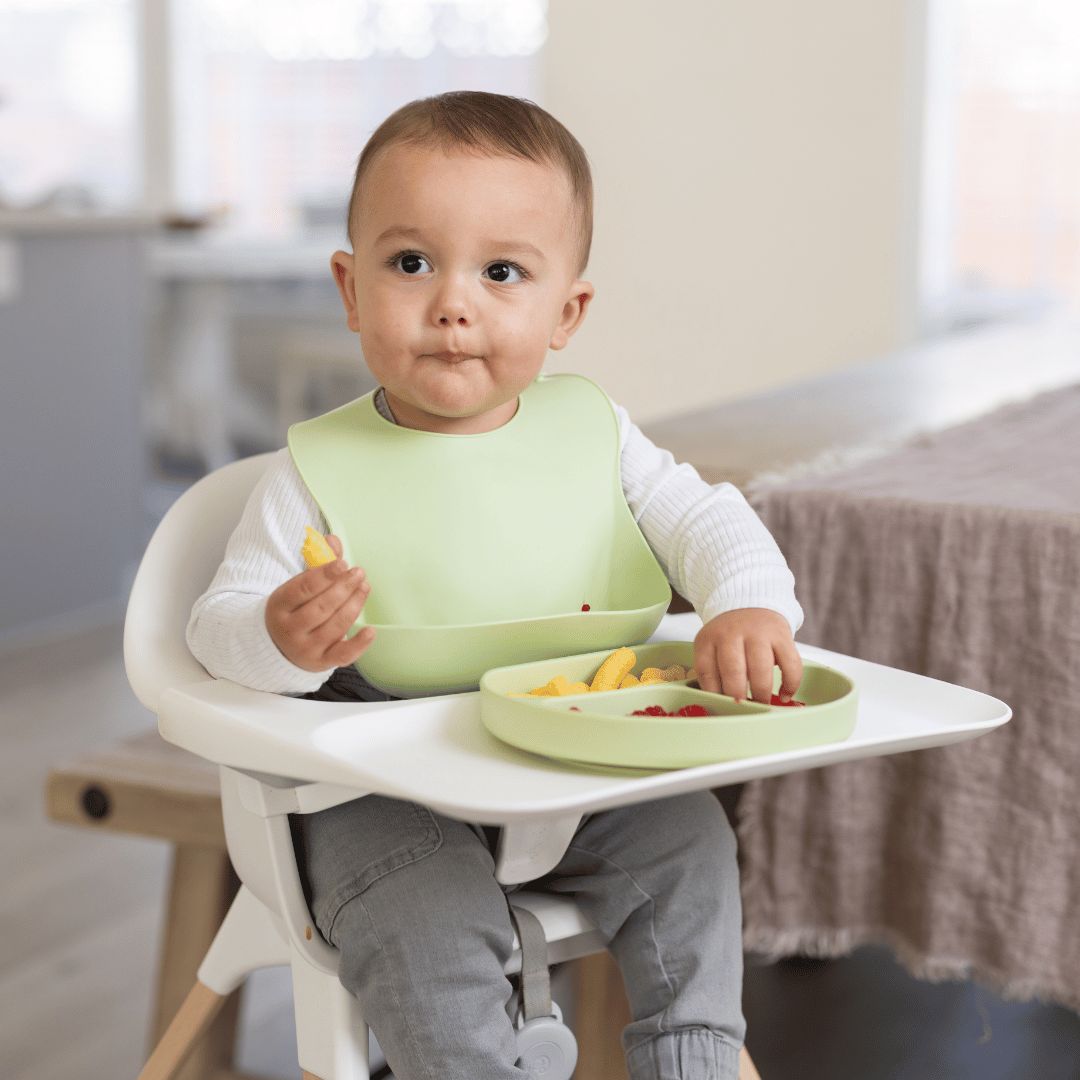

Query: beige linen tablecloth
left=740, top=384, right=1080, bottom=1008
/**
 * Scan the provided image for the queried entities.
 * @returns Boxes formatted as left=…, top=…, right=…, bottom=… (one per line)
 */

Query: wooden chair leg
left=739, top=1045, right=763, bottom=1080
left=152, top=842, right=242, bottom=1080
left=572, top=951, right=632, bottom=1080
left=138, top=981, right=228, bottom=1080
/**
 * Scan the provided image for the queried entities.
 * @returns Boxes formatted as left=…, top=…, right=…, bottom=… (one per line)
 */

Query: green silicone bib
left=288, top=374, right=671, bottom=695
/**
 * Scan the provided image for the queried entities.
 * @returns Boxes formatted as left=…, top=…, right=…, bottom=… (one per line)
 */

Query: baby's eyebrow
left=375, top=225, right=424, bottom=245
left=489, top=241, right=546, bottom=261
left=373, top=226, right=547, bottom=262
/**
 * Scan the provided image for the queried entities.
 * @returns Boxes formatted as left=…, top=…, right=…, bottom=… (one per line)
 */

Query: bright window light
left=922, top=0, right=1080, bottom=331
left=173, top=0, right=547, bottom=236
left=0, top=0, right=137, bottom=210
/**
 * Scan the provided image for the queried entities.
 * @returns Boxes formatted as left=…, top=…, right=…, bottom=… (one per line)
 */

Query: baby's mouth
left=427, top=351, right=482, bottom=364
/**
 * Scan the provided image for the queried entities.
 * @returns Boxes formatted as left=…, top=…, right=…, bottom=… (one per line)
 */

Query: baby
left=189, top=92, right=803, bottom=1080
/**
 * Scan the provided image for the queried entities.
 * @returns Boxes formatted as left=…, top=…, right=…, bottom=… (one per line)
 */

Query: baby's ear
left=331, top=250, right=361, bottom=333
left=550, top=283, right=594, bottom=351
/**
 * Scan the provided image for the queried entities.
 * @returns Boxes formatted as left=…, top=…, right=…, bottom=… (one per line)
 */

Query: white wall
left=543, top=0, right=927, bottom=423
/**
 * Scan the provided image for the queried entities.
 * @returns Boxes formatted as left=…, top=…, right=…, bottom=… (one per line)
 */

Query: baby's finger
left=323, top=625, right=376, bottom=669
left=297, top=567, right=367, bottom=630
left=774, top=636, right=804, bottom=700
left=326, top=533, right=344, bottom=559
left=278, top=560, right=352, bottom=612
left=745, top=638, right=777, bottom=704
left=307, top=576, right=371, bottom=650
left=716, top=638, right=748, bottom=701
left=694, top=639, right=722, bottom=694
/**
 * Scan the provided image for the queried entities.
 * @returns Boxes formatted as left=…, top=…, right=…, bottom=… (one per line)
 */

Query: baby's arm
left=616, top=408, right=803, bottom=702
left=186, top=449, right=373, bottom=693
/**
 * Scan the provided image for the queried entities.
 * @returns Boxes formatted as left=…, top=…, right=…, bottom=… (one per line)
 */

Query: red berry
left=581, top=604, right=590, bottom=611
left=631, top=704, right=712, bottom=717
left=675, top=704, right=709, bottom=717
left=770, top=694, right=805, bottom=707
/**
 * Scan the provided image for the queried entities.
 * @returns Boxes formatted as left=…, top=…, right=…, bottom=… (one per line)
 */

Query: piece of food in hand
left=619, top=673, right=640, bottom=689
left=590, top=647, right=636, bottom=692
left=770, top=694, right=804, bottom=707
left=301, top=526, right=337, bottom=569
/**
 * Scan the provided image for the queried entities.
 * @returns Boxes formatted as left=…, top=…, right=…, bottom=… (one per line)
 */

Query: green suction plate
left=479, top=641, right=858, bottom=769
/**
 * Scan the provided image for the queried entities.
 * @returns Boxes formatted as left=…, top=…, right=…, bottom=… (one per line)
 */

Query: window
left=172, top=0, right=547, bottom=237
left=0, top=0, right=545, bottom=233
left=921, top=0, right=1080, bottom=332
left=0, top=0, right=138, bottom=211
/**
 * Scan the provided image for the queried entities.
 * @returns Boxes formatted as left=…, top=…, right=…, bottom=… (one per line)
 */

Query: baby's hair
left=347, top=91, right=593, bottom=274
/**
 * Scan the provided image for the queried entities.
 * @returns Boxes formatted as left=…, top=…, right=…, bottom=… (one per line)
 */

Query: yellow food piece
left=301, top=526, right=337, bottom=569
left=526, top=675, right=570, bottom=697
left=590, top=647, right=636, bottom=693
left=506, top=650, right=690, bottom=700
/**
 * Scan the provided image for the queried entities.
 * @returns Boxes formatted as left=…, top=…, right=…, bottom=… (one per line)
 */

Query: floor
left=743, top=952, right=1080, bottom=1080
left=5, top=315, right=1080, bottom=1079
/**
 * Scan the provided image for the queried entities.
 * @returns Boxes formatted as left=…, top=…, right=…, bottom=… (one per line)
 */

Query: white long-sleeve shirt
left=187, top=397, right=803, bottom=694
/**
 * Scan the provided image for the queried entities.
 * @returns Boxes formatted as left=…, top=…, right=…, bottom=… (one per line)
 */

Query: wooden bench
left=45, top=730, right=245, bottom=1080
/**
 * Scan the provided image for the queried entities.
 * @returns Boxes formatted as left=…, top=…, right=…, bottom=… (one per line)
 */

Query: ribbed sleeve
left=187, top=399, right=803, bottom=694
left=615, top=404, right=803, bottom=634
left=186, top=448, right=333, bottom=694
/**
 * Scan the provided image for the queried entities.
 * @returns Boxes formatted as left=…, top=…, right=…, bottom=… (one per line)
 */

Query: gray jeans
left=301, top=790, right=744, bottom=1080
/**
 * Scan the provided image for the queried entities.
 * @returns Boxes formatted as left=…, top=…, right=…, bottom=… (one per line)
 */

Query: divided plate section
left=479, top=642, right=858, bottom=769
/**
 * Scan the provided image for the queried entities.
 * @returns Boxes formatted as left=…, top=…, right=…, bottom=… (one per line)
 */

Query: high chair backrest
left=125, top=452, right=277, bottom=713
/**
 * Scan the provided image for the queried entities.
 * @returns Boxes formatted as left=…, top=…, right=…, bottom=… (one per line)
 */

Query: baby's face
left=332, top=143, right=592, bottom=433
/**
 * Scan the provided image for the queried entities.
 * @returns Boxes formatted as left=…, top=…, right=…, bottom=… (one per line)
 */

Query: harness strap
left=508, top=904, right=552, bottom=1022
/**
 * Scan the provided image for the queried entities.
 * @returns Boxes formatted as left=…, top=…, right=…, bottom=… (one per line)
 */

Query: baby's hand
left=693, top=608, right=802, bottom=704
left=265, top=535, right=376, bottom=672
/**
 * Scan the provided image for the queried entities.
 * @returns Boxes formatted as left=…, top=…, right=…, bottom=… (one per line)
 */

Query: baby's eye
left=394, top=252, right=432, bottom=275
left=484, top=261, right=524, bottom=284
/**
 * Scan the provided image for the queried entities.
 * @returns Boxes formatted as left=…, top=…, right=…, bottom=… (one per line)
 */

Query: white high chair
left=126, top=453, right=1010, bottom=1080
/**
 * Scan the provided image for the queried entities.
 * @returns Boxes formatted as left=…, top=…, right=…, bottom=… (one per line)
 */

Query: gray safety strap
left=508, top=904, right=552, bottom=1022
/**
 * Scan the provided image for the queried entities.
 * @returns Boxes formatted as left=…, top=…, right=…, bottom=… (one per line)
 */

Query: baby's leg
left=544, top=791, right=744, bottom=1080
left=302, top=795, right=524, bottom=1080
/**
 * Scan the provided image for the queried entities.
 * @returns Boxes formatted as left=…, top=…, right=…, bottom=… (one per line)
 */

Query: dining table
left=734, top=378, right=1080, bottom=1011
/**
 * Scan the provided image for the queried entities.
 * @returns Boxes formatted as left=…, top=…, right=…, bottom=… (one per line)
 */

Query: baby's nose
left=440, top=315, right=468, bottom=325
